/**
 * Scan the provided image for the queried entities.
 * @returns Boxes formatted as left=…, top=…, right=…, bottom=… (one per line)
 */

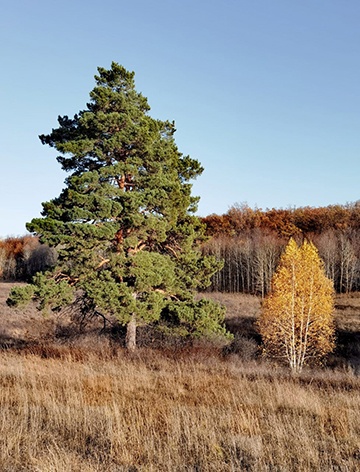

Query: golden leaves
left=258, top=239, right=335, bottom=373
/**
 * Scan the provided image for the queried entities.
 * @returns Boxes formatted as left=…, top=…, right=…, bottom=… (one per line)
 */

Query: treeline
left=201, top=202, right=360, bottom=295
left=3, top=201, right=360, bottom=294
left=0, top=236, right=56, bottom=281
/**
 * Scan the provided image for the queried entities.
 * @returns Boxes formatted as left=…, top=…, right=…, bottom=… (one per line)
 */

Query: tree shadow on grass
left=333, top=328, right=360, bottom=374
left=224, top=316, right=262, bottom=360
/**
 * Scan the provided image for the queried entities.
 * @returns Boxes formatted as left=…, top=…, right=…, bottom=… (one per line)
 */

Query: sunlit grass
left=0, top=343, right=359, bottom=471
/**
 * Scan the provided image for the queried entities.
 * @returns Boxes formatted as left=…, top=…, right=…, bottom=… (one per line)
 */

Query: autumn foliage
left=3, top=202, right=360, bottom=296
left=258, top=239, right=335, bottom=373
left=202, top=202, right=360, bottom=238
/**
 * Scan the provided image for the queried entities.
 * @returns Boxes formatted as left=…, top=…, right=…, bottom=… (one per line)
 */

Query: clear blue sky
left=1, top=0, right=359, bottom=237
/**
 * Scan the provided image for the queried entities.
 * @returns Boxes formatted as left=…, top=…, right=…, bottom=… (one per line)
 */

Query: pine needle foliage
left=8, top=62, right=228, bottom=348
left=258, top=238, right=335, bottom=373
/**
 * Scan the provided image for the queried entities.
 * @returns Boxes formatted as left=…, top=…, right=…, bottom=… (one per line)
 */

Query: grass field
left=0, top=283, right=359, bottom=471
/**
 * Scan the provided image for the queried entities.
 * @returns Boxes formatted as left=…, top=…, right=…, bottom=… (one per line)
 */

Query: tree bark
left=125, top=316, right=137, bottom=351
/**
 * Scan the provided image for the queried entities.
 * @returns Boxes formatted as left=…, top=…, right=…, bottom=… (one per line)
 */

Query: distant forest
left=201, top=202, right=360, bottom=296
left=0, top=236, right=56, bottom=282
left=2, top=202, right=360, bottom=295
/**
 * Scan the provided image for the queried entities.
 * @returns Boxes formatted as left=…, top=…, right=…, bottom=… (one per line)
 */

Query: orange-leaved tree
left=258, top=238, right=335, bottom=374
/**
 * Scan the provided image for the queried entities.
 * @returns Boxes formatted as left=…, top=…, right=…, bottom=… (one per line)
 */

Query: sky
left=1, top=0, right=360, bottom=237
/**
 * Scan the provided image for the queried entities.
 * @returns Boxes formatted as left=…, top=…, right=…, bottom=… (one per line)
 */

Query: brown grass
left=0, top=284, right=360, bottom=470
left=0, top=342, right=359, bottom=471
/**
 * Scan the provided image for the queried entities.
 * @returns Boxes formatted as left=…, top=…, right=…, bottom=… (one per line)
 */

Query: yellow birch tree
left=258, top=238, right=335, bottom=374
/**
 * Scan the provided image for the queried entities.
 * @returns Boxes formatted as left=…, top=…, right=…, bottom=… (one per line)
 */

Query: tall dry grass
left=0, top=341, right=359, bottom=471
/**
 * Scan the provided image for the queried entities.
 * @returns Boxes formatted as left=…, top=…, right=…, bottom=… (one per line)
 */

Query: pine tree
left=8, top=62, right=228, bottom=349
left=258, top=238, right=335, bottom=373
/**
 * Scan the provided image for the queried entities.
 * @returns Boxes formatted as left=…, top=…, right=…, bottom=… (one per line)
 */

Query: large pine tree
left=9, top=62, right=228, bottom=349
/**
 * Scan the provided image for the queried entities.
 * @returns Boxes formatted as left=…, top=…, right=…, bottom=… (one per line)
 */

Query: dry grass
left=0, top=284, right=360, bottom=470
left=0, top=342, right=359, bottom=471
left=203, top=291, right=360, bottom=373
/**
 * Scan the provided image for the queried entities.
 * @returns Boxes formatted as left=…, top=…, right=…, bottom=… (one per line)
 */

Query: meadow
left=0, top=284, right=359, bottom=471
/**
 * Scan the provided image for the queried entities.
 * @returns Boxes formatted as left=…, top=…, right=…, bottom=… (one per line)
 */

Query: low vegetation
left=0, top=343, right=359, bottom=471
left=0, top=284, right=359, bottom=471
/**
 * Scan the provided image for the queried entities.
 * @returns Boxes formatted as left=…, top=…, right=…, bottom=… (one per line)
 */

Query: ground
left=0, top=282, right=72, bottom=348
left=0, top=283, right=359, bottom=470
left=1, top=282, right=359, bottom=371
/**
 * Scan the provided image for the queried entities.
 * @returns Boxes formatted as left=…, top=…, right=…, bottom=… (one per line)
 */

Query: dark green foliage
left=7, top=284, right=35, bottom=307
left=8, top=62, right=227, bottom=346
left=164, top=298, right=229, bottom=339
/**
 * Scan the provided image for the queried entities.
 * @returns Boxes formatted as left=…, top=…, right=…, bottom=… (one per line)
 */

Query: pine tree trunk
left=126, top=316, right=137, bottom=351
